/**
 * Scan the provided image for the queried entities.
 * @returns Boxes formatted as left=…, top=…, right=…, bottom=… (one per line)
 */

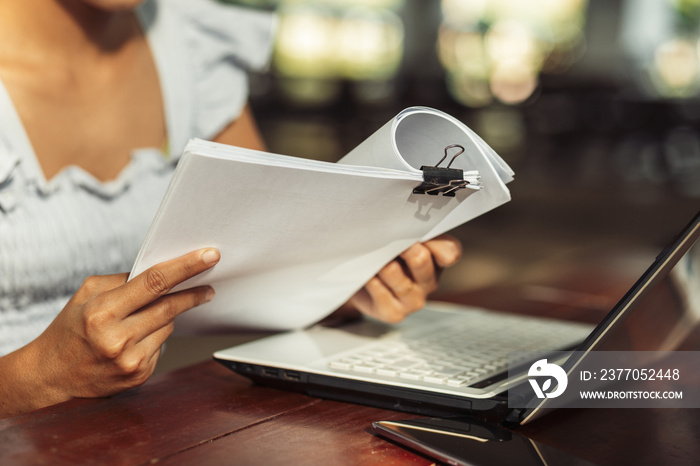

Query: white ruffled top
left=0, top=0, right=275, bottom=355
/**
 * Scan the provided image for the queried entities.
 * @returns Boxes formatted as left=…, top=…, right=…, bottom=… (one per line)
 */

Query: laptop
left=214, top=210, right=700, bottom=427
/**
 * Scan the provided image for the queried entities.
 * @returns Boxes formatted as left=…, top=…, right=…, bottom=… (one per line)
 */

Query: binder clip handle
left=434, top=144, right=465, bottom=169
left=413, top=144, right=468, bottom=197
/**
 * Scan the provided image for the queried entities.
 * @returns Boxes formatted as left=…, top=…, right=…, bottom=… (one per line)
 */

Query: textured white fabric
left=0, top=0, right=275, bottom=356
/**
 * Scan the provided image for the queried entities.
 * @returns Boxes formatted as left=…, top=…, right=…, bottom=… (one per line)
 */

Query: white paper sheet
left=129, top=107, right=513, bottom=332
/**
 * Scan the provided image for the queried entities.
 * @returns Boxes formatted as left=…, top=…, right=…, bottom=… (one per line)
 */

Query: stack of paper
left=129, top=106, right=513, bottom=332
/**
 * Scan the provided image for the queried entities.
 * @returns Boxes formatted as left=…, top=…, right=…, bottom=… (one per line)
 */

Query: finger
left=377, top=259, right=429, bottom=319
left=108, top=248, right=220, bottom=318
left=378, top=260, right=416, bottom=299
left=423, top=234, right=462, bottom=268
left=348, top=285, right=374, bottom=317
left=126, top=285, right=215, bottom=342
left=354, top=277, right=405, bottom=323
left=72, top=273, right=130, bottom=302
left=139, top=323, right=175, bottom=371
left=399, top=243, right=438, bottom=291
left=109, top=324, right=172, bottom=390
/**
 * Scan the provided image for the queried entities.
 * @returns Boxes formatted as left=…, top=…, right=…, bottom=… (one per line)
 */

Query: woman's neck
left=0, top=0, right=140, bottom=67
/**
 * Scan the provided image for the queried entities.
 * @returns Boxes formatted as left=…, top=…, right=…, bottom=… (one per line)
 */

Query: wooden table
left=2, top=249, right=700, bottom=465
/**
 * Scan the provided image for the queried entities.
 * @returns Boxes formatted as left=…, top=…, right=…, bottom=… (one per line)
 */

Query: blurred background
left=224, top=0, right=700, bottom=294
left=155, top=0, right=700, bottom=373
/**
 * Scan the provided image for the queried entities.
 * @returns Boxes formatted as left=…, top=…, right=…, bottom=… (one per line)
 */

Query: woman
left=0, top=0, right=461, bottom=418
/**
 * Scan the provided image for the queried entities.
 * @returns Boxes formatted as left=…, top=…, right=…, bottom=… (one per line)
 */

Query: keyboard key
left=434, top=368, right=467, bottom=377
left=423, top=375, right=447, bottom=384
left=390, top=359, right=419, bottom=369
left=329, top=360, right=353, bottom=370
left=352, top=364, right=376, bottom=373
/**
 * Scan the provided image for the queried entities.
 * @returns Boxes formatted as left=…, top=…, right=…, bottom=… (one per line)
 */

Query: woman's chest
left=0, top=38, right=166, bottom=183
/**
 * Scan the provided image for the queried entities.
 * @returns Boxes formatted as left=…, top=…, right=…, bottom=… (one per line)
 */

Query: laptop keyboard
left=327, top=311, right=592, bottom=387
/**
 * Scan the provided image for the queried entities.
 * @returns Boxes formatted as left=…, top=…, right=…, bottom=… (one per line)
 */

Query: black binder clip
left=413, top=144, right=469, bottom=197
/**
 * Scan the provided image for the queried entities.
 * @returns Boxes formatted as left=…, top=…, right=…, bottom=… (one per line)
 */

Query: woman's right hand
left=0, top=248, right=220, bottom=418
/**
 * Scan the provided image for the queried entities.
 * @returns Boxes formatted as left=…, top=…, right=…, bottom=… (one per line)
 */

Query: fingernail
left=205, top=287, right=215, bottom=302
left=202, top=249, right=220, bottom=266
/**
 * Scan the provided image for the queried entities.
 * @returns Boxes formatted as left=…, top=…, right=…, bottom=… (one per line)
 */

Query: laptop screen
left=521, top=211, right=700, bottom=423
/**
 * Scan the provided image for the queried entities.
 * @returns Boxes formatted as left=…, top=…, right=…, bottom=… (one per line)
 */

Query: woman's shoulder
left=140, top=0, right=276, bottom=142
left=153, top=0, right=276, bottom=71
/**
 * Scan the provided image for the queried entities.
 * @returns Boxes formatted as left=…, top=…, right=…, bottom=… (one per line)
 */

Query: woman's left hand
left=347, top=234, right=462, bottom=323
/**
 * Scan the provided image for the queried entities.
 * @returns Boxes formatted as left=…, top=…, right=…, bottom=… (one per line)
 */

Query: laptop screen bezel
left=518, top=210, right=700, bottom=424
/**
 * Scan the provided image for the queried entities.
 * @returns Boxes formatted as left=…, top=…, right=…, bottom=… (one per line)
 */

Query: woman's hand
left=348, top=234, right=462, bottom=323
left=0, top=248, right=220, bottom=418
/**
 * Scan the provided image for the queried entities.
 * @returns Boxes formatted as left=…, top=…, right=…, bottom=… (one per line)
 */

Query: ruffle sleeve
left=171, top=0, right=277, bottom=140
